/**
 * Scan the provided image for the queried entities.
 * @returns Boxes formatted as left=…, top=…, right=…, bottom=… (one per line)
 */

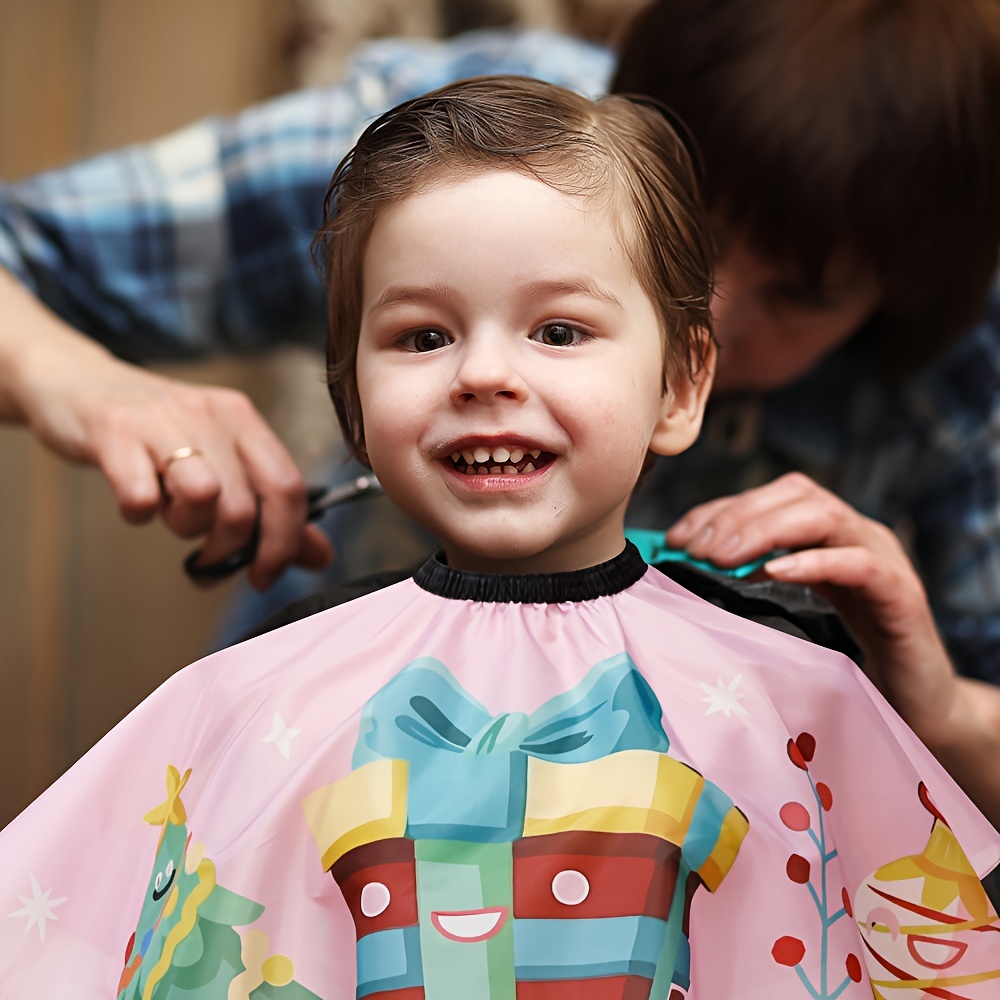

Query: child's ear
left=648, top=334, right=716, bottom=457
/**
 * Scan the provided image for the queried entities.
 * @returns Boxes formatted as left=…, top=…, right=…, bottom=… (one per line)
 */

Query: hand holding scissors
left=184, top=475, right=383, bottom=582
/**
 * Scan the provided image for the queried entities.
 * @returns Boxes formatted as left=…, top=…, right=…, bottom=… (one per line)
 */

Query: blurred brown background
left=0, top=0, right=643, bottom=828
left=0, top=0, right=313, bottom=829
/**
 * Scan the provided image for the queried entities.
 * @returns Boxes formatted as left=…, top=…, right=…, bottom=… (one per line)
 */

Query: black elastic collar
left=412, top=541, right=647, bottom=603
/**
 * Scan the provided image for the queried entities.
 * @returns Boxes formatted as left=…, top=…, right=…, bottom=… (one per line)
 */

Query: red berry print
left=774, top=736, right=852, bottom=997
left=772, top=936, right=806, bottom=967
left=816, top=781, right=834, bottom=811
left=786, top=854, right=811, bottom=884
left=787, top=738, right=808, bottom=770
left=846, top=953, right=863, bottom=983
left=780, top=801, right=811, bottom=832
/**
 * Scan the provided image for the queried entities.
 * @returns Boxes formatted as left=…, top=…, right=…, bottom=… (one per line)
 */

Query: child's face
left=355, top=169, right=711, bottom=574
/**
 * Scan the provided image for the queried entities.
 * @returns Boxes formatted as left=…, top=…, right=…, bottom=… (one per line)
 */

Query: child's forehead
left=364, top=165, right=627, bottom=265
left=357, top=167, right=659, bottom=329
left=362, top=168, right=636, bottom=285
left=394, top=162, right=618, bottom=220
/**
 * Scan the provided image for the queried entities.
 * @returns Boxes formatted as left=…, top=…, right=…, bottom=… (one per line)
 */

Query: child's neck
left=441, top=528, right=628, bottom=576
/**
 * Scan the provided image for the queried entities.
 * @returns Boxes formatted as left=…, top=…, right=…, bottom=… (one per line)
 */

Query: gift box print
left=303, top=657, right=749, bottom=999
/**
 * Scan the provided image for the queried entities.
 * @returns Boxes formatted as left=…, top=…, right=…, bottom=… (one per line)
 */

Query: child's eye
left=401, top=329, right=452, bottom=353
left=531, top=323, right=586, bottom=347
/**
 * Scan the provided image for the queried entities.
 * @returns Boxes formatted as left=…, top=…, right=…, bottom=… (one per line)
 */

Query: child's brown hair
left=313, top=75, right=714, bottom=460
left=613, top=0, right=1000, bottom=372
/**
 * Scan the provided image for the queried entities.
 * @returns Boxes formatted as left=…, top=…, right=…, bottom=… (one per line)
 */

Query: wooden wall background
left=0, top=0, right=319, bottom=827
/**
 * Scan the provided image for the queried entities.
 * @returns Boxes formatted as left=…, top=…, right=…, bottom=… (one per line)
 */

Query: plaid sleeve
left=907, top=283, right=1000, bottom=684
left=0, top=30, right=611, bottom=363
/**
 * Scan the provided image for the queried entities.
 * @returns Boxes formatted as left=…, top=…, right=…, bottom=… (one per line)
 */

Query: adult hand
left=667, top=471, right=1000, bottom=826
left=0, top=269, right=332, bottom=590
left=667, top=472, right=947, bottom=716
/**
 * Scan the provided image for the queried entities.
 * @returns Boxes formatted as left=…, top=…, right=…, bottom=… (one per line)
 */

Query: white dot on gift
left=552, top=869, right=590, bottom=905
left=361, top=881, right=391, bottom=917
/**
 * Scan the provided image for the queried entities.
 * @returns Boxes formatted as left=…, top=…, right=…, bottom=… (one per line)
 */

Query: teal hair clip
left=624, top=528, right=773, bottom=580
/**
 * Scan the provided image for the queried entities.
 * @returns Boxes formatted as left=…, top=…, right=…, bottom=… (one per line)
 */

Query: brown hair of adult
left=613, top=0, right=1000, bottom=372
left=313, top=75, right=714, bottom=460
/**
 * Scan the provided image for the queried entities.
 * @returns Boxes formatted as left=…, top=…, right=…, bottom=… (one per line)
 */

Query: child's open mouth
left=447, top=445, right=554, bottom=476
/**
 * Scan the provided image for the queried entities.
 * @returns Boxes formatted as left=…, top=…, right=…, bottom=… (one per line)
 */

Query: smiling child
left=333, top=90, right=712, bottom=577
left=1, top=78, right=998, bottom=999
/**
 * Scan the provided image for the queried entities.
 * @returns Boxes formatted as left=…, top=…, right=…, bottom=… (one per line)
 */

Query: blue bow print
left=352, top=653, right=669, bottom=843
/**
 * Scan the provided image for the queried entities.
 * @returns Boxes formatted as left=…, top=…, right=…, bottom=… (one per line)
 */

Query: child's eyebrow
left=367, top=283, right=456, bottom=314
left=521, top=277, right=624, bottom=309
left=367, top=277, right=624, bottom=316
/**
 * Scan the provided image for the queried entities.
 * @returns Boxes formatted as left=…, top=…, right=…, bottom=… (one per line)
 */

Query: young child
left=1, top=77, right=998, bottom=999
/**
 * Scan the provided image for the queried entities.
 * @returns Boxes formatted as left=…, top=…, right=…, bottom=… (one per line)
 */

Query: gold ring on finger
left=161, top=446, right=204, bottom=472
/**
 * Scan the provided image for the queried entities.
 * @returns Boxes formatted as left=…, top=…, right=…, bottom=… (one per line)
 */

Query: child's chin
left=441, top=532, right=559, bottom=573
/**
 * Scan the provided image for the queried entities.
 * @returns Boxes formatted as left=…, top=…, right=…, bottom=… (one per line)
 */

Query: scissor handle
left=183, top=485, right=335, bottom=583
left=184, top=525, right=262, bottom=583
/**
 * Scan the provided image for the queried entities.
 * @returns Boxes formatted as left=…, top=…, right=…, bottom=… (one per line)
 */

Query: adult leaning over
left=618, top=0, right=1000, bottom=826
left=0, top=0, right=998, bottom=826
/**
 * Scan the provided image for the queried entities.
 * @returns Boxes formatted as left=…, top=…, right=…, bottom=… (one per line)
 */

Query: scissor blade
left=307, top=475, right=383, bottom=518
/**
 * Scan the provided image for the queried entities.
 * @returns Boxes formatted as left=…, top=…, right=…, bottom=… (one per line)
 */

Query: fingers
left=159, top=450, right=224, bottom=537
left=166, top=388, right=325, bottom=590
left=764, top=546, right=925, bottom=635
left=15, top=326, right=327, bottom=586
left=295, top=523, right=336, bottom=572
left=667, top=472, right=861, bottom=566
left=97, top=433, right=165, bottom=525
left=82, top=369, right=324, bottom=587
left=764, top=544, right=953, bottom=727
left=232, top=415, right=314, bottom=590
left=181, top=476, right=258, bottom=576
left=168, top=389, right=335, bottom=589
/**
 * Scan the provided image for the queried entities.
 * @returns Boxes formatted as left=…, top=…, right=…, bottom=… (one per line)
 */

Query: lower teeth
left=454, top=456, right=546, bottom=475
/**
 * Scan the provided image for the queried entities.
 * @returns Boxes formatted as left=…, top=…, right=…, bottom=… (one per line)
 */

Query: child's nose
left=450, top=337, right=528, bottom=404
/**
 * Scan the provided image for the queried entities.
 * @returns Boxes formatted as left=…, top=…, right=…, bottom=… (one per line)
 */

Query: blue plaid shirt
left=2, top=30, right=999, bottom=682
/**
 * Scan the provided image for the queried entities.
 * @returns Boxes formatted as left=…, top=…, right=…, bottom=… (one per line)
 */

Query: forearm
left=918, top=674, right=1000, bottom=830
left=851, top=614, right=1000, bottom=830
left=845, top=598, right=1000, bottom=830
left=0, top=266, right=115, bottom=432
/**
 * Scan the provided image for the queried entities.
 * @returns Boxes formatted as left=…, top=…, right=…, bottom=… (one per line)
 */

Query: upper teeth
left=454, top=445, right=540, bottom=466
